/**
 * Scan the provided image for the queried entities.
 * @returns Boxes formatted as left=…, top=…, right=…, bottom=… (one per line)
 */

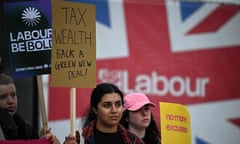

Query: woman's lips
left=143, top=118, right=149, bottom=122
left=7, top=107, right=16, bottom=112
left=110, top=116, right=119, bottom=120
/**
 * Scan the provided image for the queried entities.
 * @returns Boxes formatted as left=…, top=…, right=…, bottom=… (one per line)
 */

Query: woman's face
left=0, top=83, right=18, bottom=116
left=95, top=92, right=123, bottom=131
left=128, top=105, right=152, bottom=130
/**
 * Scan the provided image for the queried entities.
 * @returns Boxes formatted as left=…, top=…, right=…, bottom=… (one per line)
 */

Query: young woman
left=120, top=92, right=161, bottom=144
left=65, top=83, right=144, bottom=144
left=0, top=73, right=60, bottom=144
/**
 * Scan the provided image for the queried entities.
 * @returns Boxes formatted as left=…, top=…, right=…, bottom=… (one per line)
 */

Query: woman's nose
left=111, top=105, right=117, bottom=112
left=141, top=109, right=149, bottom=115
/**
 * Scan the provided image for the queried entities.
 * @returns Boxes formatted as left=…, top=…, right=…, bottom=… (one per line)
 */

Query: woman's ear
left=92, top=107, right=97, bottom=114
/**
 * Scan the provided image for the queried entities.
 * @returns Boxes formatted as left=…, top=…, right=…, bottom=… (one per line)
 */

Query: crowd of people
left=0, top=73, right=161, bottom=144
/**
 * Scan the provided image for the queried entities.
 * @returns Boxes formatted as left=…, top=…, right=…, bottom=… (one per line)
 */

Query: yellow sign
left=51, top=0, right=96, bottom=88
left=160, top=102, right=191, bottom=144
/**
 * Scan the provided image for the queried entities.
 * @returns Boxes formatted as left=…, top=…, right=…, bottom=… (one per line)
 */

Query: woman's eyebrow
left=103, top=99, right=121, bottom=102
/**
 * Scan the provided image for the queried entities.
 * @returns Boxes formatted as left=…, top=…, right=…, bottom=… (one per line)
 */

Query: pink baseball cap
left=123, top=92, right=156, bottom=111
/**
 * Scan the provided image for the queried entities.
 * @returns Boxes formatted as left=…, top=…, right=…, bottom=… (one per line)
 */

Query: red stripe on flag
left=187, top=5, right=240, bottom=34
left=229, top=118, right=240, bottom=128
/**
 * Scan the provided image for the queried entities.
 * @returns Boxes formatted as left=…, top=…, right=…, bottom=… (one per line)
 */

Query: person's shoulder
left=126, top=131, right=144, bottom=144
left=23, top=120, right=39, bottom=138
left=118, top=124, right=144, bottom=144
left=82, top=120, right=95, bottom=139
left=24, top=120, right=34, bottom=129
left=14, top=114, right=34, bottom=129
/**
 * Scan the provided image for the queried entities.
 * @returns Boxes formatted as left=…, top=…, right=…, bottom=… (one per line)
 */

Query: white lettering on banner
left=15, top=64, right=49, bottom=72
left=11, top=38, right=52, bottom=52
left=9, top=29, right=52, bottom=41
left=9, top=29, right=52, bottom=53
left=98, top=69, right=209, bottom=97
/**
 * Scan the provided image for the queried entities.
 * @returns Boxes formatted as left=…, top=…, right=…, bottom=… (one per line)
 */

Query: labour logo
left=21, top=7, right=41, bottom=27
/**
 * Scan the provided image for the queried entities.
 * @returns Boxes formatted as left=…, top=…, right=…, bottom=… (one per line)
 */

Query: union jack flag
left=48, top=1, right=240, bottom=144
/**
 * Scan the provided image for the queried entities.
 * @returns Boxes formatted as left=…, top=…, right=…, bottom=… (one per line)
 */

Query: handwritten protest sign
left=160, top=102, right=192, bottom=144
left=51, top=0, right=96, bottom=87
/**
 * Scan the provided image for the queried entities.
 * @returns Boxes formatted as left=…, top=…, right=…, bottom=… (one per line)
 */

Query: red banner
left=0, top=139, right=50, bottom=144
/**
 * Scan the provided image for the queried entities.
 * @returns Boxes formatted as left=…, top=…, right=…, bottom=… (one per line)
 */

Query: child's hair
left=0, top=73, right=13, bottom=85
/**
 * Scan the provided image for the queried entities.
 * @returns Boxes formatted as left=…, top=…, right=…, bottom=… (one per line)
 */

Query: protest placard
left=51, top=0, right=96, bottom=88
left=3, top=0, right=52, bottom=77
left=160, top=102, right=192, bottom=144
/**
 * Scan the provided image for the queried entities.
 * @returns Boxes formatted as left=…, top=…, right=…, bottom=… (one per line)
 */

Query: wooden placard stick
left=37, top=75, right=48, bottom=130
left=70, top=87, right=76, bottom=136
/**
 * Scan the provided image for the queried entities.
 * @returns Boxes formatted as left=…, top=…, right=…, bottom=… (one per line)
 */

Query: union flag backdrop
left=47, top=0, right=240, bottom=144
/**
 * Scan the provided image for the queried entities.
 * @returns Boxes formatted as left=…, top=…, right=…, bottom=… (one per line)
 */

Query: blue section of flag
left=196, top=136, right=210, bottom=144
left=67, top=0, right=110, bottom=27
left=180, top=1, right=204, bottom=22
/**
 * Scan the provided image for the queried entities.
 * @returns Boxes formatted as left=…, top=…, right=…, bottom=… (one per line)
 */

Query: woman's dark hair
left=83, top=83, right=124, bottom=126
left=121, top=110, right=161, bottom=143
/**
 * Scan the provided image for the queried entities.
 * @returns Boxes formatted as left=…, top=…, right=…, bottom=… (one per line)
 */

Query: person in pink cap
left=120, top=92, right=161, bottom=144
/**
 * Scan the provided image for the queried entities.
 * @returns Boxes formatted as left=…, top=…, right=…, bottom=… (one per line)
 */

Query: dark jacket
left=82, top=120, right=144, bottom=144
left=13, top=113, right=39, bottom=139
left=0, top=109, right=39, bottom=140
